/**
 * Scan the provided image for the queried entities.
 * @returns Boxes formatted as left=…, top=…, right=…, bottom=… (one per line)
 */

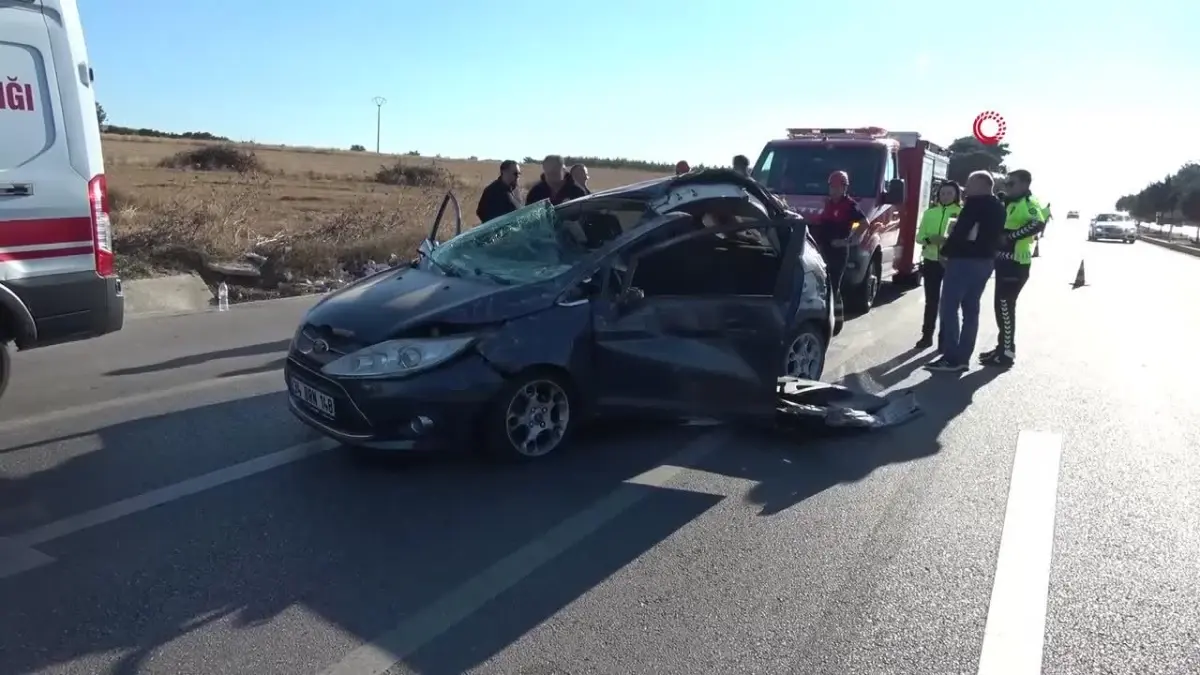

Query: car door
left=590, top=219, right=804, bottom=420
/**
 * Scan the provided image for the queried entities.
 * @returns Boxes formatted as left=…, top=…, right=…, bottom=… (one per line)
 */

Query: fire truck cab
left=752, top=127, right=949, bottom=315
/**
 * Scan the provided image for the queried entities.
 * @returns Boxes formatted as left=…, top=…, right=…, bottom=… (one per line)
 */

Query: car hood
left=302, top=265, right=561, bottom=345
left=780, top=194, right=878, bottom=220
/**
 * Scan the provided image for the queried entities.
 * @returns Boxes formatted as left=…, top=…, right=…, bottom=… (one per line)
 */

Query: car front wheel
left=481, top=369, right=577, bottom=462
left=783, top=323, right=827, bottom=381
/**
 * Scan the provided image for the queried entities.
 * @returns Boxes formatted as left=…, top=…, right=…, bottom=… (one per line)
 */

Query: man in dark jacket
left=526, top=154, right=586, bottom=205
left=926, top=171, right=1007, bottom=372
left=816, top=170, right=866, bottom=324
left=475, top=159, right=523, bottom=223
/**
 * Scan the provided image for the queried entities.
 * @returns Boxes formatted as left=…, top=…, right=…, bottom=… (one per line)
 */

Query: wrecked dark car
left=285, top=169, right=839, bottom=461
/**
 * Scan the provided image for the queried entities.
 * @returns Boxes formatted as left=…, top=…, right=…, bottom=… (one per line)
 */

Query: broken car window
left=630, top=227, right=782, bottom=298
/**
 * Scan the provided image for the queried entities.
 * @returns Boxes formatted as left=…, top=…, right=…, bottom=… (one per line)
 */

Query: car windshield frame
left=1094, top=214, right=1130, bottom=223
left=753, top=142, right=885, bottom=200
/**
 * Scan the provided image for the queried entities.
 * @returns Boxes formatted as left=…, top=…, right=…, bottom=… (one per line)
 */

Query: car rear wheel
left=481, top=369, right=577, bottom=462
left=783, top=323, right=826, bottom=381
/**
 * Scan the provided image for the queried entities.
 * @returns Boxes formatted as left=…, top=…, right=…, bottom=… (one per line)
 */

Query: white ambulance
left=0, top=0, right=122, bottom=400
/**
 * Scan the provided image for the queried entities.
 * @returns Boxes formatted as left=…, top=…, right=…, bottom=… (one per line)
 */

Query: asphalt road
left=1, top=224, right=1196, bottom=675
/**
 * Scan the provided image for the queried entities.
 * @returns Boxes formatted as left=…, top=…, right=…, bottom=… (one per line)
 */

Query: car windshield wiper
left=472, top=268, right=513, bottom=285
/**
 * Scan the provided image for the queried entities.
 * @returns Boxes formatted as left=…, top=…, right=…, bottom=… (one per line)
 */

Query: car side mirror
left=883, top=179, right=905, bottom=205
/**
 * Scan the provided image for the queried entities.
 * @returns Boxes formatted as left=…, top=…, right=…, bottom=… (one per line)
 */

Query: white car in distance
left=1088, top=213, right=1137, bottom=244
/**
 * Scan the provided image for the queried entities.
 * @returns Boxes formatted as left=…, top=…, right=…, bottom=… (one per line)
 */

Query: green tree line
left=1113, top=164, right=1200, bottom=231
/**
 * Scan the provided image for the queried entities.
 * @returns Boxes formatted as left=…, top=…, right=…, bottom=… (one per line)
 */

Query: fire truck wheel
left=892, top=271, right=921, bottom=289
left=0, top=341, right=10, bottom=403
left=846, top=253, right=881, bottom=315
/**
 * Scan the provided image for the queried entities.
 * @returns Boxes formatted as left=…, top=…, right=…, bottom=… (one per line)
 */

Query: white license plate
left=291, top=378, right=335, bottom=418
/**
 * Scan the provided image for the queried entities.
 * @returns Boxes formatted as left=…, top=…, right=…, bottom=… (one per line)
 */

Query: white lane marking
left=0, top=369, right=284, bottom=433
left=319, top=429, right=731, bottom=675
left=0, top=438, right=336, bottom=579
left=976, top=430, right=1064, bottom=675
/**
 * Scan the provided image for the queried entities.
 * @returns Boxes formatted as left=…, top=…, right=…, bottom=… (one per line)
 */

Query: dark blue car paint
left=286, top=169, right=834, bottom=451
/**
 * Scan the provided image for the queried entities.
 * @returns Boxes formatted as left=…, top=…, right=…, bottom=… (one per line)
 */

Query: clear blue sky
left=82, top=0, right=1197, bottom=213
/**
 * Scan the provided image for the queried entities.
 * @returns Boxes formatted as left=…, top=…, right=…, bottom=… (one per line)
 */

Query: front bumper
left=1093, top=229, right=1135, bottom=240
left=284, top=352, right=507, bottom=451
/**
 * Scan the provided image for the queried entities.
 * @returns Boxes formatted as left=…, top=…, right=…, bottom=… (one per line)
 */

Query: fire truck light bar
left=786, top=126, right=889, bottom=140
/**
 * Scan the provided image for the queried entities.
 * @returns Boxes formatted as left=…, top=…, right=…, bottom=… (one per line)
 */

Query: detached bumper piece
left=774, top=377, right=921, bottom=432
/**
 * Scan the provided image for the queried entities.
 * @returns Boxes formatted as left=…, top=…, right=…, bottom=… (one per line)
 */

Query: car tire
left=480, top=368, right=577, bottom=462
left=782, top=322, right=827, bottom=381
left=0, top=341, right=10, bottom=403
left=845, top=254, right=880, bottom=315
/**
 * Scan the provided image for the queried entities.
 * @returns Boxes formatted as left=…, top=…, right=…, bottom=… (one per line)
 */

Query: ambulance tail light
left=786, top=126, right=889, bottom=140
left=88, top=174, right=114, bottom=277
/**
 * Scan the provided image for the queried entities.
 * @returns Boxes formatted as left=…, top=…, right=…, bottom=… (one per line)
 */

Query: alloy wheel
left=504, top=379, right=571, bottom=457
left=785, top=332, right=824, bottom=380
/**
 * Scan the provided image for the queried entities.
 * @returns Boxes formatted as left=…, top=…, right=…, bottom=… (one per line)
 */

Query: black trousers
left=993, top=264, right=1031, bottom=356
left=920, top=260, right=944, bottom=339
left=823, top=246, right=848, bottom=319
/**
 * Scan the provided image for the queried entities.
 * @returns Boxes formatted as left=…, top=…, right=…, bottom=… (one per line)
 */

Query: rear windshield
left=753, top=143, right=884, bottom=199
left=0, top=43, right=51, bottom=170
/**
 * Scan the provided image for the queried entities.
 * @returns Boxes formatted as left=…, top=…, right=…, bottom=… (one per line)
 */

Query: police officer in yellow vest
left=915, top=181, right=962, bottom=349
left=979, top=169, right=1045, bottom=368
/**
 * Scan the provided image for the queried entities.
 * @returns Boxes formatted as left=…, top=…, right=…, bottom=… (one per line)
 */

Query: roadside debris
left=774, top=377, right=922, bottom=431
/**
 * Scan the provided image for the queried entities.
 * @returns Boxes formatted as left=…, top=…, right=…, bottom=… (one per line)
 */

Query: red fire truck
left=751, top=127, right=949, bottom=315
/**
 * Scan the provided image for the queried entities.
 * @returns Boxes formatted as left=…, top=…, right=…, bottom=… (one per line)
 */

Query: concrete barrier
left=1138, top=233, right=1200, bottom=258
left=121, top=274, right=214, bottom=316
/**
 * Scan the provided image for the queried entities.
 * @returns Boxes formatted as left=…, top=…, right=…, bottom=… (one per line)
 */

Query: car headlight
left=321, top=336, right=474, bottom=378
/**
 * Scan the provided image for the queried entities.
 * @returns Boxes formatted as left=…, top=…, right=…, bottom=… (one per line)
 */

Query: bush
left=373, top=160, right=454, bottom=188
left=157, top=144, right=262, bottom=173
left=350, top=144, right=366, bottom=151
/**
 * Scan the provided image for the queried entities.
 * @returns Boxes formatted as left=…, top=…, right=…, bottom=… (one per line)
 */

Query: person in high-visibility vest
left=979, top=169, right=1046, bottom=368
left=914, top=180, right=962, bottom=349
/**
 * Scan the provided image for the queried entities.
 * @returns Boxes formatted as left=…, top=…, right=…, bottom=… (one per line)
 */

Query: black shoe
left=977, top=348, right=1000, bottom=363
left=916, top=335, right=933, bottom=349
left=981, top=352, right=1015, bottom=368
left=925, top=357, right=968, bottom=372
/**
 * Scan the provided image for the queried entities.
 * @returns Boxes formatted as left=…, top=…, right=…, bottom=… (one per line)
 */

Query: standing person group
left=923, top=169, right=1046, bottom=372
left=475, top=155, right=590, bottom=224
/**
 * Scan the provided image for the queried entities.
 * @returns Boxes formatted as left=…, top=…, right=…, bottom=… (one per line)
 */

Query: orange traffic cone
left=1071, top=260, right=1086, bottom=288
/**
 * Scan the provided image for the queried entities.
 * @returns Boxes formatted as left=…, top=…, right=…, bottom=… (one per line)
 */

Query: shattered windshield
left=428, top=200, right=590, bottom=285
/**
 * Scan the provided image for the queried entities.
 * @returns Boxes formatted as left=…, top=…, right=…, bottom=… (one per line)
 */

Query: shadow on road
left=0, top=391, right=719, bottom=675
left=103, top=339, right=292, bottom=376
left=693, top=350, right=1001, bottom=516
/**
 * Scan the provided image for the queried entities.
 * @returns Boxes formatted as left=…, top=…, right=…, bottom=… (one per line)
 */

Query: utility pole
left=371, top=97, right=387, bottom=153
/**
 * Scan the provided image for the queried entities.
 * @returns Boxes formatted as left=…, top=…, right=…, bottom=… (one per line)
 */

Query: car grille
left=291, top=323, right=363, bottom=369
left=287, top=357, right=373, bottom=434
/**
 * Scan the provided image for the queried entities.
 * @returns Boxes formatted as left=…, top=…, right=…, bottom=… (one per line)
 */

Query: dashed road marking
left=976, top=430, right=1064, bottom=675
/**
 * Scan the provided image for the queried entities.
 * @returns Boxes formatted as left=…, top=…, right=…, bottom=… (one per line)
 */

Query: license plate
left=291, top=378, right=336, bottom=418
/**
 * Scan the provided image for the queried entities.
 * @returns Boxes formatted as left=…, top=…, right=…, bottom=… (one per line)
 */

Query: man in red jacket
left=816, top=170, right=866, bottom=323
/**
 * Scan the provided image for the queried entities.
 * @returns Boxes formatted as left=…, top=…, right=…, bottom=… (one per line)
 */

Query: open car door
left=591, top=218, right=806, bottom=421
left=416, top=192, right=464, bottom=260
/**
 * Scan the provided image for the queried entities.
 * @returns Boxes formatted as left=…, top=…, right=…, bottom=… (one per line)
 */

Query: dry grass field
left=104, top=134, right=668, bottom=281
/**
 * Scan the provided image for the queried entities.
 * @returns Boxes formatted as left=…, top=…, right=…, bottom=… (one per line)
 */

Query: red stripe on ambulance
left=0, top=245, right=94, bottom=262
left=0, top=216, right=94, bottom=248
